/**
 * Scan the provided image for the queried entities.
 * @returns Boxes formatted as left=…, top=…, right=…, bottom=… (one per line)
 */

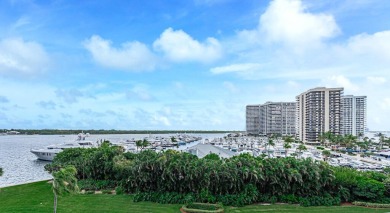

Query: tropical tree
left=320, top=131, right=334, bottom=147
left=322, top=150, right=331, bottom=161
left=141, top=139, right=150, bottom=150
left=297, top=144, right=307, bottom=158
left=283, top=142, right=292, bottom=157
left=52, top=165, right=79, bottom=213
left=265, top=136, right=275, bottom=158
left=344, top=134, right=357, bottom=151
left=357, top=132, right=364, bottom=142
left=375, top=133, right=386, bottom=150
left=135, top=140, right=142, bottom=152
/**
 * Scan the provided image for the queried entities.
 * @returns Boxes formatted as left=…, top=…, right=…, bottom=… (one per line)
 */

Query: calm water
left=0, top=133, right=225, bottom=187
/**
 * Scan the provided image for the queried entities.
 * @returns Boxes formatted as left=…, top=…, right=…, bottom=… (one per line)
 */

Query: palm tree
left=141, top=139, right=150, bottom=150
left=136, top=140, right=143, bottom=152
left=297, top=144, right=307, bottom=158
left=322, top=150, right=331, bottom=161
left=357, top=132, right=364, bottom=142
left=265, top=136, right=275, bottom=158
left=320, top=131, right=334, bottom=147
left=52, top=165, right=79, bottom=213
left=375, top=133, right=386, bottom=150
left=283, top=142, right=292, bottom=157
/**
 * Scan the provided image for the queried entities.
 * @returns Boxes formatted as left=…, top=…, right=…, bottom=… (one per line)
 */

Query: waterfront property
left=246, top=102, right=296, bottom=136
left=341, top=95, right=367, bottom=136
left=246, top=105, right=261, bottom=135
left=296, top=87, right=343, bottom=144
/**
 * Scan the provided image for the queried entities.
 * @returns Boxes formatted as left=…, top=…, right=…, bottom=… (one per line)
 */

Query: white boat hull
left=30, top=149, right=61, bottom=161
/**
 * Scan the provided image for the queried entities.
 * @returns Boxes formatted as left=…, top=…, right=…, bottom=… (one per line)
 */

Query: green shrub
left=299, top=194, right=340, bottom=207
left=133, top=191, right=189, bottom=204
left=197, top=189, right=216, bottom=203
left=115, top=186, right=125, bottom=195
left=78, top=179, right=117, bottom=190
left=279, top=194, right=299, bottom=204
left=353, top=177, right=385, bottom=201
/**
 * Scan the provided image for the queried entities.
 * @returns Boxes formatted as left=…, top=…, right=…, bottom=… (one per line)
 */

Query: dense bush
left=46, top=142, right=390, bottom=207
left=333, top=167, right=386, bottom=202
left=45, top=141, right=124, bottom=180
left=298, top=194, right=340, bottom=207
left=78, top=179, right=117, bottom=190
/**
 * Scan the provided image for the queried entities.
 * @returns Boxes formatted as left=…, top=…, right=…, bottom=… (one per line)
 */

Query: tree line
left=1, top=129, right=234, bottom=135
left=45, top=141, right=390, bottom=206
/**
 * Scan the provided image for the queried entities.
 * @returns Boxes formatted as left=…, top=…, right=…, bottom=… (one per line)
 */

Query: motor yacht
left=30, top=134, right=96, bottom=161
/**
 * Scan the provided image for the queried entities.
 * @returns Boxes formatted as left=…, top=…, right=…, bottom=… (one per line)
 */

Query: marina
left=1, top=131, right=389, bottom=188
left=0, top=133, right=222, bottom=187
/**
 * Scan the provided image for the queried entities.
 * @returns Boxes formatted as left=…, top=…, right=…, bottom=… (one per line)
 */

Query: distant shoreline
left=0, top=129, right=241, bottom=135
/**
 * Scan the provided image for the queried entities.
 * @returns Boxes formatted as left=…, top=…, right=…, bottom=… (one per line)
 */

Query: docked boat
left=30, top=133, right=96, bottom=161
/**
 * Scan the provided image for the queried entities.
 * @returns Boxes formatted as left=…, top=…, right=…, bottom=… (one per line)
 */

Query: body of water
left=0, top=133, right=225, bottom=187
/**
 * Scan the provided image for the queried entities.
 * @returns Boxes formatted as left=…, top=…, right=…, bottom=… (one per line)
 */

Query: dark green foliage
left=46, top=143, right=390, bottom=207
left=353, top=177, right=385, bottom=201
left=133, top=191, right=190, bottom=204
left=278, top=194, right=299, bottom=204
left=186, top=203, right=220, bottom=210
left=333, top=167, right=386, bottom=202
left=299, top=194, right=340, bottom=207
left=115, top=186, right=125, bottom=195
left=78, top=179, right=117, bottom=191
left=45, top=142, right=124, bottom=180
left=203, top=153, right=220, bottom=161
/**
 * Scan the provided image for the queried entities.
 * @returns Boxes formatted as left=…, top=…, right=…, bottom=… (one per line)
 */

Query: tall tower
left=296, top=87, right=343, bottom=143
left=341, top=95, right=367, bottom=136
left=259, top=102, right=296, bottom=136
left=246, top=105, right=260, bottom=135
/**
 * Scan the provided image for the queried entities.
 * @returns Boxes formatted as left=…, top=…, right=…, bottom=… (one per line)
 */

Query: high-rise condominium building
left=259, top=102, right=296, bottom=136
left=296, top=87, right=343, bottom=143
left=341, top=95, right=367, bottom=136
left=246, top=105, right=260, bottom=135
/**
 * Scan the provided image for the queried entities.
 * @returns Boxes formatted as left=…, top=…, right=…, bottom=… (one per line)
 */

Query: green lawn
left=0, top=181, right=389, bottom=213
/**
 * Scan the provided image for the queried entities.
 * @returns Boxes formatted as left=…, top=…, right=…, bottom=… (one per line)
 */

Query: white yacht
left=30, top=134, right=96, bottom=161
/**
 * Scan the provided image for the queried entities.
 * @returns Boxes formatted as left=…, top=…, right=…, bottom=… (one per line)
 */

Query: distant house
left=186, top=143, right=238, bottom=158
left=6, top=131, right=20, bottom=135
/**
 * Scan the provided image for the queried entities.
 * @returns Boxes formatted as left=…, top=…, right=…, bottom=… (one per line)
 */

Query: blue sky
left=0, top=0, right=390, bottom=131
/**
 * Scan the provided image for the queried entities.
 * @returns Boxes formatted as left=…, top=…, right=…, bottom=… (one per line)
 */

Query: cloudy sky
left=0, top=0, right=389, bottom=131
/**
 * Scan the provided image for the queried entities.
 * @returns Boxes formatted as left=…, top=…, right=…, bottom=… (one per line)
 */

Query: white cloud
left=0, top=38, right=49, bottom=76
left=84, top=35, right=157, bottom=71
left=345, top=31, right=390, bottom=62
left=238, top=0, right=339, bottom=50
left=322, top=75, right=359, bottom=92
left=261, top=0, right=339, bottom=45
left=153, top=28, right=222, bottom=63
left=210, top=63, right=262, bottom=74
